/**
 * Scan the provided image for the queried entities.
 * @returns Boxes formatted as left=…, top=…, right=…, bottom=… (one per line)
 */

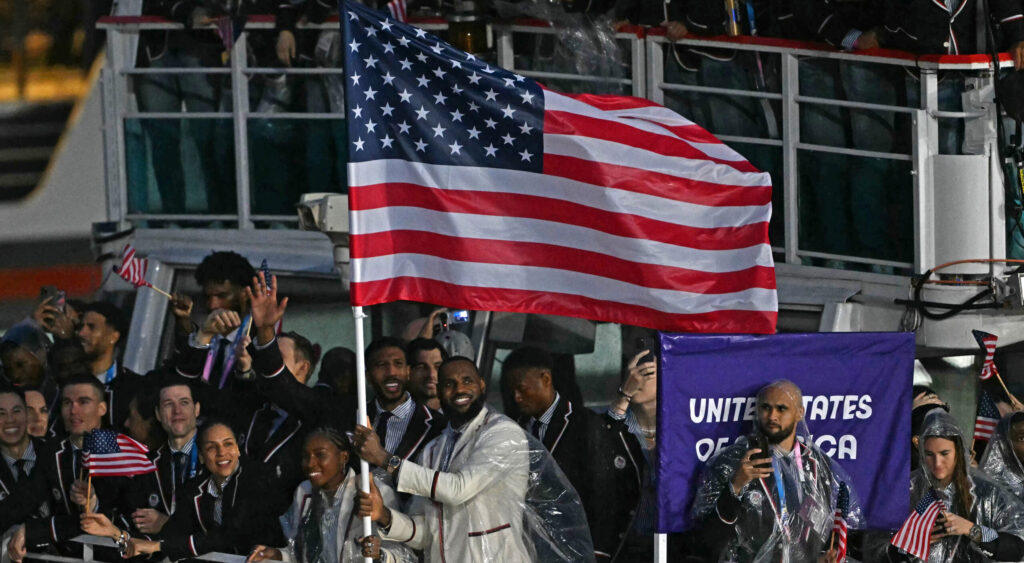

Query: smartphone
left=747, top=433, right=773, bottom=468
left=636, top=337, right=656, bottom=365
left=39, top=285, right=58, bottom=302
left=450, top=310, right=470, bottom=324
left=40, top=286, right=66, bottom=312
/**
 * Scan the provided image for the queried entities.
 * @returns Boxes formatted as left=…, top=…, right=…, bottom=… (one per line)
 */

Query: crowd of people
left=7, top=252, right=1024, bottom=560
left=0, top=250, right=661, bottom=562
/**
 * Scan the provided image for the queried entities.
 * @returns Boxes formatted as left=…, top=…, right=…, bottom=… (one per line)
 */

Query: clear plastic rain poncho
left=492, top=0, right=626, bottom=95
left=691, top=391, right=865, bottom=563
left=979, top=412, right=1024, bottom=499
left=904, top=410, right=1024, bottom=563
left=384, top=406, right=594, bottom=562
left=278, top=469, right=416, bottom=563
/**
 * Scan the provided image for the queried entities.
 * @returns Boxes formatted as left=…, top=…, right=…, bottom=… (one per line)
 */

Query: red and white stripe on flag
left=975, top=416, right=999, bottom=441
left=386, top=0, right=407, bottom=22
left=833, top=510, right=848, bottom=562
left=980, top=334, right=997, bottom=380
left=118, top=244, right=150, bottom=288
left=348, top=91, right=777, bottom=334
left=890, top=498, right=944, bottom=561
left=84, top=434, right=157, bottom=477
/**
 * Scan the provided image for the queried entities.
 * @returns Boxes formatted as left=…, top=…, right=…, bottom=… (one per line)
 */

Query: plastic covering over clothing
left=692, top=435, right=865, bottom=562
left=278, top=470, right=415, bottom=563
left=381, top=405, right=594, bottom=562
left=979, top=413, right=1024, bottom=499
left=492, top=0, right=626, bottom=95
left=691, top=388, right=864, bottom=563
left=902, top=410, right=1024, bottom=562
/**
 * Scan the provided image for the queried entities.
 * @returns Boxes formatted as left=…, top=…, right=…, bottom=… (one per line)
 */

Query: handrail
left=97, top=15, right=1015, bottom=70
left=646, top=31, right=1015, bottom=70
left=96, top=14, right=446, bottom=30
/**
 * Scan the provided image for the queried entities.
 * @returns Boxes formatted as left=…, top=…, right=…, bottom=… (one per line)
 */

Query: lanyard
left=771, top=457, right=790, bottom=525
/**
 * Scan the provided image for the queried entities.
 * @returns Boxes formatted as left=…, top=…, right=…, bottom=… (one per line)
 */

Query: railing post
left=231, top=31, right=253, bottom=229
left=105, top=25, right=132, bottom=223
left=494, top=26, right=514, bottom=72
left=912, top=108, right=933, bottom=274
left=780, top=52, right=799, bottom=264
left=630, top=32, right=646, bottom=99
left=645, top=36, right=664, bottom=106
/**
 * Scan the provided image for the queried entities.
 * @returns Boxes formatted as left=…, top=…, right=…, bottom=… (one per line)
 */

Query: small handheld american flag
left=975, top=389, right=1000, bottom=442
left=117, top=244, right=150, bottom=288
left=890, top=488, right=946, bottom=561
left=83, top=429, right=157, bottom=477
left=972, top=330, right=998, bottom=381
left=832, top=482, right=849, bottom=562
left=386, top=0, right=407, bottom=22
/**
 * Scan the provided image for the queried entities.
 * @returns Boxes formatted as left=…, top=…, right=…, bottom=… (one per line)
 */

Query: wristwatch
left=969, top=524, right=983, bottom=542
left=386, top=455, right=402, bottom=474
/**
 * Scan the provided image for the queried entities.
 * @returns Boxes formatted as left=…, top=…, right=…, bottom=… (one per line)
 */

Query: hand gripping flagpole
left=353, top=306, right=373, bottom=562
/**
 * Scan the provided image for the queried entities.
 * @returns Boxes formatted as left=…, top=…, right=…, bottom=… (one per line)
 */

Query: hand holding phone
left=731, top=434, right=774, bottom=493
left=636, top=337, right=656, bottom=366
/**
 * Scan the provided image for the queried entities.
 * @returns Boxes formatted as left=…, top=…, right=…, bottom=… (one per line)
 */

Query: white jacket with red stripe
left=381, top=406, right=531, bottom=563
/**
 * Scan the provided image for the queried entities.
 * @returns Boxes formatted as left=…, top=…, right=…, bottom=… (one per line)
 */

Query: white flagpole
left=353, top=306, right=373, bottom=563
left=654, top=533, right=668, bottom=563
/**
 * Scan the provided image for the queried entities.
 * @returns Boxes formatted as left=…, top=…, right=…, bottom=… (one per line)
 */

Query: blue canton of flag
left=913, top=488, right=939, bottom=515
left=83, top=429, right=120, bottom=454
left=83, top=429, right=156, bottom=477
left=343, top=1, right=544, bottom=172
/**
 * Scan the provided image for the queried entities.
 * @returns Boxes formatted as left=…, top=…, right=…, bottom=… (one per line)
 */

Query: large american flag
left=341, top=1, right=777, bottom=333
left=890, top=488, right=945, bottom=561
left=83, top=429, right=157, bottom=477
left=973, top=329, right=998, bottom=380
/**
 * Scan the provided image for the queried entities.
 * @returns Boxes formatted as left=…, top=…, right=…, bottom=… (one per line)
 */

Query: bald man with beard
left=692, top=380, right=864, bottom=563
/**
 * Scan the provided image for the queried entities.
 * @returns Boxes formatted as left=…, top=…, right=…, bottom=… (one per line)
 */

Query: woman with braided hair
left=247, top=427, right=414, bottom=563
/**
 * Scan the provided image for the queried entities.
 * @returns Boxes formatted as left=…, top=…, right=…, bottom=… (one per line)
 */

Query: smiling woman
left=80, top=419, right=290, bottom=562
left=247, top=427, right=415, bottom=563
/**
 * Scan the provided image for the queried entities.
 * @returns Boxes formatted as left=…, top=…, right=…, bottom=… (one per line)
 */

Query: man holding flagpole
left=691, top=380, right=864, bottom=563
left=354, top=357, right=595, bottom=562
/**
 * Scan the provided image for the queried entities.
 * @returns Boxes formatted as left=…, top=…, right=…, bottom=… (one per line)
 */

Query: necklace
left=639, top=426, right=656, bottom=438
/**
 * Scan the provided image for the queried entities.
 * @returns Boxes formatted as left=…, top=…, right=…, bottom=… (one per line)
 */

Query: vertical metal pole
left=645, top=37, right=664, bottom=105
left=920, top=70, right=940, bottom=155
left=781, top=53, right=800, bottom=264
left=495, top=27, right=514, bottom=72
left=108, top=26, right=131, bottom=222
left=352, top=306, right=373, bottom=563
left=630, top=32, right=646, bottom=99
left=230, top=32, right=253, bottom=228
left=654, top=533, right=668, bottom=563
left=911, top=109, right=933, bottom=274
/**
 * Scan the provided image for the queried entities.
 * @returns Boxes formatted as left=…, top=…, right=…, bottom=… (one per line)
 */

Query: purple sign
left=656, top=332, right=914, bottom=532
